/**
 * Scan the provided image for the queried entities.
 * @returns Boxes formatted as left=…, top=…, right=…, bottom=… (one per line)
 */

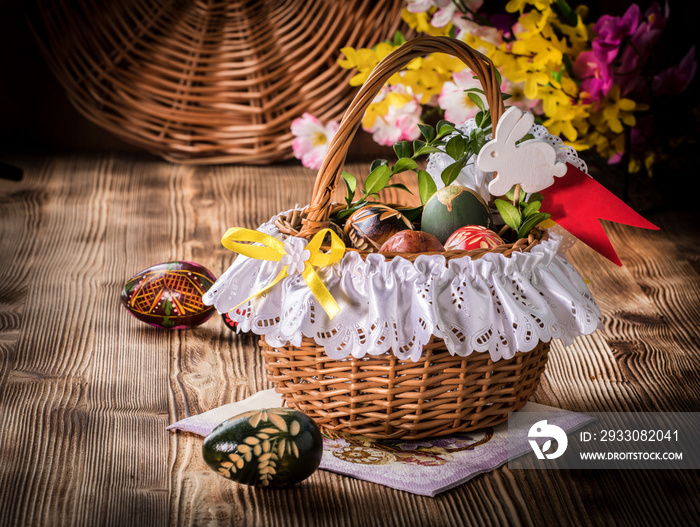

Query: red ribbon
left=539, top=163, right=659, bottom=266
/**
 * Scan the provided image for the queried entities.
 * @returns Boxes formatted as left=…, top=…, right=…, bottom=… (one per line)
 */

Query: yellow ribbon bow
left=221, top=227, right=345, bottom=319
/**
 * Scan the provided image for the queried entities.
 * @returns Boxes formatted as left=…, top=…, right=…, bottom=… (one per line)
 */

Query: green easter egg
left=421, top=185, right=493, bottom=244
left=202, top=407, right=323, bottom=487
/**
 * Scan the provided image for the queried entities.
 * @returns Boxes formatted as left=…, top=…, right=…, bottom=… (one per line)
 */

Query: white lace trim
left=425, top=119, right=587, bottom=202
left=204, top=210, right=602, bottom=362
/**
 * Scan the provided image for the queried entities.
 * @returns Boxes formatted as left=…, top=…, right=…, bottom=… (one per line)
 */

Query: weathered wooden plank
left=0, top=154, right=698, bottom=526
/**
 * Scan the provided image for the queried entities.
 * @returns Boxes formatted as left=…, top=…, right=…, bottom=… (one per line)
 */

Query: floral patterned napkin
left=168, top=390, right=592, bottom=496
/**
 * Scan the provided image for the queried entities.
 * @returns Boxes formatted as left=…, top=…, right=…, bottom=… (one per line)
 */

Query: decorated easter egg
left=344, top=204, right=414, bottom=252
left=420, top=185, right=493, bottom=244
left=121, top=261, right=217, bottom=329
left=444, top=225, right=505, bottom=251
left=202, top=407, right=323, bottom=487
left=379, top=230, right=444, bottom=253
left=222, top=312, right=238, bottom=331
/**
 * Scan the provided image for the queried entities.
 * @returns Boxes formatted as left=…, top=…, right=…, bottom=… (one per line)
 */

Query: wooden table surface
left=0, top=153, right=698, bottom=526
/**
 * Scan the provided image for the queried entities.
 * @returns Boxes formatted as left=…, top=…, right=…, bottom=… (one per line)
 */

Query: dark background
left=0, top=1, right=696, bottom=159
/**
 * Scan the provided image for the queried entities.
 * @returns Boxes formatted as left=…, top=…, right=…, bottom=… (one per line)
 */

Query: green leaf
left=386, top=183, right=413, bottom=194
left=527, top=192, right=544, bottom=203
left=441, top=157, right=469, bottom=187
left=341, top=171, right=357, bottom=204
left=392, top=157, right=418, bottom=174
left=370, top=159, right=388, bottom=172
left=501, top=93, right=512, bottom=100
left=551, top=69, right=563, bottom=83
left=417, top=169, right=437, bottom=205
left=445, top=135, right=467, bottom=161
left=495, top=199, right=522, bottom=231
left=398, top=205, right=423, bottom=222
left=464, top=87, right=485, bottom=95
left=341, top=171, right=357, bottom=194
left=436, top=120, right=456, bottom=139
left=467, top=92, right=485, bottom=112
left=393, top=140, right=411, bottom=160
left=468, top=128, right=487, bottom=155
left=517, top=212, right=551, bottom=239
left=516, top=133, right=535, bottom=145
left=505, top=186, right=526, bottom=204
left=494, top=68, right=502, bottom=85
left=335, top=201, right=367, bottom=222
left=522, top=200, right=542, bottom=218
left=418, top=123, right=436, bottom=143
left=413, top=144, right=444, bottom=157
left=364, top=164, right=391, bottom=196
left=392, top=30, right=406, bottom=46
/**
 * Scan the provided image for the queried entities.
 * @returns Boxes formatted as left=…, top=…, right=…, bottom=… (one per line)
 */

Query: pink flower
left=501, top=78, right=538, bottom=112
left=366, top=99, right=423, bottom=146
left=573, top=51, right=614, bottom=103
left=652, top=46, right=697, bottom=96
left=437, top=70, right=484, bottom=124
left=405, top=0, right=433, bottom=13
left=291, top=113, right=339, bottom=170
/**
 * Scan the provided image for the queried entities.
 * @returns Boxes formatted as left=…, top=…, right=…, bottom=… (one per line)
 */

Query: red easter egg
left=121, top=261, right=217, bottom=329
left=444, top=225, right=505, bottom=251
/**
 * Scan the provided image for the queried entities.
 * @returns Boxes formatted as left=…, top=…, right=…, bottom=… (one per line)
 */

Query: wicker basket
left=258, top=36, right=552, bottom=440
left=30, top=0, right=405, bottom=164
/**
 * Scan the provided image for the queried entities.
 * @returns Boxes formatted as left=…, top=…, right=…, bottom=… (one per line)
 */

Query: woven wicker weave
left=259, top=37, right=552, bottom=440
left=30, top=0, right=405, bottom=164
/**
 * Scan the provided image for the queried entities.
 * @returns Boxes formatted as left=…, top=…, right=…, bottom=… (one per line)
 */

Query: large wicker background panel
left=30, top=0, right=405, bottom=164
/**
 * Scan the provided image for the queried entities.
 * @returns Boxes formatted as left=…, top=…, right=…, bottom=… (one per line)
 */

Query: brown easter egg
left=379, top=230, right=445, bottom=253
left=344, top=205, right=413, bottom=252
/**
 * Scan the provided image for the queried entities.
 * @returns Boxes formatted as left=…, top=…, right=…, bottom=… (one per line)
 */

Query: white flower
left=281, top=237, right=310, bottom=275
left=291, top=113, right=339, bottom=170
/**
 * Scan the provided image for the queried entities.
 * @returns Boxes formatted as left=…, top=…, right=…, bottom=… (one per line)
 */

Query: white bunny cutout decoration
left=478, top=106, right=568, bottom=196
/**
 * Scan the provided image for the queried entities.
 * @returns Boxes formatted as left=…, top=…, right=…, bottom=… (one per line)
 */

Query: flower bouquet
left=204, top=36, right=657, bottom=440
left=315, top=0, right=696, bottom=178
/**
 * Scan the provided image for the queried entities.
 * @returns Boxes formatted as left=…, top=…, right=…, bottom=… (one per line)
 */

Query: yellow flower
left=401, top=9, right=453, bottom=37
left=338, top=43, right=398, bottom=86
left=542, top=99, right=591, bottom=142
left=557, top=11, right=590, bottom=56
left=511, top=33, right=563, bottom=70
left=362, top=91, right=415, bottom=129
left=400, top=53, right=464, bottom=104
left=590, top=85, right=636, bottom=134
left=505, top=0, right=553, bottom=13
left=516, top=6, right=556, bottom=39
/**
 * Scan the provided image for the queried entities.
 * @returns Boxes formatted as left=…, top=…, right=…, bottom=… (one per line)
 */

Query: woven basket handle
left=298, top=36, right=505, bottom=239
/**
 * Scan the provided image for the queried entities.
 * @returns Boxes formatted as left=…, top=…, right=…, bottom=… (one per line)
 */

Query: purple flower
left=594, top=4, right=641, bottom=47
left=652, top=46, right=697, bottom=96
left=628, top=2, right=669, bottom=62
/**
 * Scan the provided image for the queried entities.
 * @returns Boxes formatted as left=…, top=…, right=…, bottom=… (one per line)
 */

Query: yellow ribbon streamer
left=221, top=227, right=345, bottom=319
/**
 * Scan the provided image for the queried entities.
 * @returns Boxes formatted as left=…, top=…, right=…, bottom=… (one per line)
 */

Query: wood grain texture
left=0, top=153, right=698, bottom=526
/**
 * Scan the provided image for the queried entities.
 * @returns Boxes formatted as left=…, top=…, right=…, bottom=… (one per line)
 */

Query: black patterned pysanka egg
left=343, top=204, right=414, bottom=252
left=202, top=407, right=323, bottom=487
left=121, top=261, right=217, bottom=329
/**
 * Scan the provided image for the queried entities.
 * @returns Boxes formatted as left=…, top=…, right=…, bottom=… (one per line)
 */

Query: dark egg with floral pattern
left=202, top=407, right=323, bottom=487
left=121, top=261, right=217, bottom=329
left=343, top=204, right=414, bottom=252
